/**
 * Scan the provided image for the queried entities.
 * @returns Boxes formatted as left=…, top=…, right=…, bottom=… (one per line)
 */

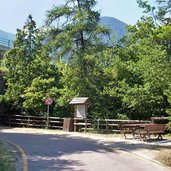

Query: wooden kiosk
left=69, top=97, right=91, bottom=131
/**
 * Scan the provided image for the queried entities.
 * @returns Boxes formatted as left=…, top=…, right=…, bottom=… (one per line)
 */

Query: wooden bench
left=136, top=124, right=166, bottom=140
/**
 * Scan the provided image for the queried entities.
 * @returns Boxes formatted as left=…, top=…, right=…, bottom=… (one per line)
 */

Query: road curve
left=0, top=131, right=169, bottom=171
left=0, top=138, right=28, bottom=171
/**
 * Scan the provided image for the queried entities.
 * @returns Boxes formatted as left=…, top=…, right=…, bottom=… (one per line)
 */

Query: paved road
left=0, top=132, right=169, bottom=171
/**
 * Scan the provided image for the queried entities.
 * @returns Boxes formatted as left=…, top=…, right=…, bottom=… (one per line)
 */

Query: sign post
left=44, top=97, right=53, bottom=128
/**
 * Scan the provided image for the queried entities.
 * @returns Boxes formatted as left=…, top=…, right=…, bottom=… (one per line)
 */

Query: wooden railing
left=73, top=118, right=151, bottom=132
left=73, top=118, right=93, bottom=132
left=0, top=115, right=63, bottom=129
left=0, top=114, right=151, bottom=132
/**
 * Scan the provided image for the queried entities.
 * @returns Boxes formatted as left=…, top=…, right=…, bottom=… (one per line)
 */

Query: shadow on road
left=0, top=128, right=171, bottom=171
left=0, top=132, right=119, bottom=171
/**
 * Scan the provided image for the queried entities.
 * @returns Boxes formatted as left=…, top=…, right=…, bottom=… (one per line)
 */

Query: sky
left=0, top=0, right=144, bottom=34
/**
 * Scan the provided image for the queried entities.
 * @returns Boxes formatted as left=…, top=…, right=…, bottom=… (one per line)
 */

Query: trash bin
left=63, top=118, right=74, bottom=132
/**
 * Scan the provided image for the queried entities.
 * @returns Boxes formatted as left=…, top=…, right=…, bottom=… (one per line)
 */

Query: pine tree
left=45, top=0, right=110, bottom=107
left=4, top=15, right=58, bottom=114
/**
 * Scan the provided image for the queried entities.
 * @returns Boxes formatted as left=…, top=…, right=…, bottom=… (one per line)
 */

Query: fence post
left=84, top=119, right=87, bottom=132
left=97, top=119, right=100, bottom=130
left=49, top=117, right=51, bottom=128
left=74, top=118, right=77, bottom=132
left=9, top=115, right=11, bottom=127
left=105, top=119, right=108, bottom=130
left=27, top=115, right=30, bottom=128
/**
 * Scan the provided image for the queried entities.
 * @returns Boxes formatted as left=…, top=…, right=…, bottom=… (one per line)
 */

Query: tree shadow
left=0, top=128, right=171, bottom=170
left=0, top=132, right=120, bottom=171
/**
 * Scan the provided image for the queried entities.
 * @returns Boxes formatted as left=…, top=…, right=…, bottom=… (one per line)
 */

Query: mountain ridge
left=99, top=16, right=128, bottom=42
left=0, top=16, right=128, bottom=44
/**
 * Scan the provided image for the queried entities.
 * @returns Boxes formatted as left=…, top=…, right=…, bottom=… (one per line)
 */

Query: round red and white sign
left=44, top=97, right=53, bottom=105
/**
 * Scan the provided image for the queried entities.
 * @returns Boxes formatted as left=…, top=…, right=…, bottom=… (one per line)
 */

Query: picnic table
left=118, top=123, right=145, bottom=139
left=118, top=123, right=167, bottom=140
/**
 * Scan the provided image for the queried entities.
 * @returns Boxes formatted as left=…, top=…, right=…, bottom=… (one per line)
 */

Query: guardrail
left=0, top=36, right=13, bottom=48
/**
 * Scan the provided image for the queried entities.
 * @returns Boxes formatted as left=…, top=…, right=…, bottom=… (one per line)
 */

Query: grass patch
left=0, top=141, right=17, bottom=171
left=155, top=149, right=171, bottom=167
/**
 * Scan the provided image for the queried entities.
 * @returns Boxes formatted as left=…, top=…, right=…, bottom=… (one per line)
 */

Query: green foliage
left=0, top=72, right=5, bottom=95
left=137, top=0, right=171, bottom=25
left=102, top=34, right=171, bottom=119
left=3, top=15, right=60, bottom=115
left=22, top=77, right=58, bottom=115
left=164, top=83, right=171, bottom=130
left=136, top=0, right=171, bottom=128
left=0, top=95, right=16, bottom=114
left=45, top=0, right=109, bottom=60
left=45, top=0, right=112, bottom=118
left=4, top=15, right=39, bottom=104
left=1, top=0, right=171, bottom=121
left=117, top=113, right=129, bottom=120
left=137, top=1, right=171, bottom=59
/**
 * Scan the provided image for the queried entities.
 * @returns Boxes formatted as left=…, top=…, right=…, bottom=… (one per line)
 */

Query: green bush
left=117, top=113, right=129, bottom=120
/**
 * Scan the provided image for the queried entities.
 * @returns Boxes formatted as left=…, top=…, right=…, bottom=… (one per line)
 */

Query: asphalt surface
left=0, top=128, right=170, bottom=171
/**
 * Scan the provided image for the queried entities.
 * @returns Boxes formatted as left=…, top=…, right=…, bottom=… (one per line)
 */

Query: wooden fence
left=0, top=115, right=63, bottom=129
left=73, top=118, right=151, bottom=132
left=0, top=114, right=151, bottom=132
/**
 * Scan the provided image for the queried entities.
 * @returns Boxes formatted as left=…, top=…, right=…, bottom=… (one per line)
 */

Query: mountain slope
left=0, top=16, right=127, bottom=46
left=99, top=16, right=128, bottom=42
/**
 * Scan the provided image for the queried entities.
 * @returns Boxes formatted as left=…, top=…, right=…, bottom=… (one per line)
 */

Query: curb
left=116, top=147, right=163, bottom=165
left=65, top=133, right=169, bottom=168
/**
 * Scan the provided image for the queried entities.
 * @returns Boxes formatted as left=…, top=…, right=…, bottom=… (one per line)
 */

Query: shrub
left=117, top=113, right=129, bottom=120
